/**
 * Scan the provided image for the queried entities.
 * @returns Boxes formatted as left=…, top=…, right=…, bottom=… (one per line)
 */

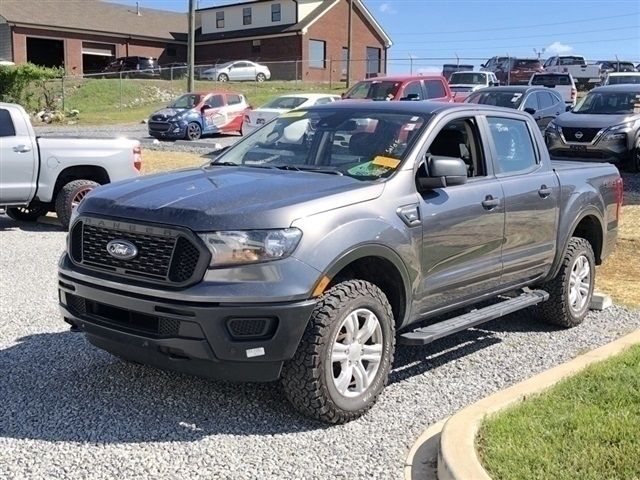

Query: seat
left=428, top=128, right=474, bottom=175
left=349, top=120, right=399, bottom=159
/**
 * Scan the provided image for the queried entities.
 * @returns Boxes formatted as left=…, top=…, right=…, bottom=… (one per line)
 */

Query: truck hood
left=555, top=112, right=638, bottom=129
left=78, top=166, right=383, bottom=231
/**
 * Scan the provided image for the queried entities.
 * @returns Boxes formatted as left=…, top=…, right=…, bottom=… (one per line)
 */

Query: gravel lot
left=33, top=123, right=240, bottom=154
left=1, top=215, right=638, bottom=479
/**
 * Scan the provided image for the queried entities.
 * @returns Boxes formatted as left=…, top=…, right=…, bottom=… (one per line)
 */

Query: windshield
left=466, top=91, right=523, bottom=108
left=450, top=73, right=486, bottom=85
left=211, top=109, right=430, bottom=180
left=531, top=74, right=571, bottom=86
left=345, top=81, right=401, bottom=100
left=262, top=96, right=308, bottom=109
left=573, top=91, right=640, bottom=114
left=170, top=94, right=203, bottom=109
left=607, top=75, right=640, bottom=85
left=559, top=56, right=584, bottom=65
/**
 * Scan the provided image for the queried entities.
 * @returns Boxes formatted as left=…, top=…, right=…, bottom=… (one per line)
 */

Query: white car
left=603, top=72, right=640, bottom=86
left=448, top=71, right=498, bottom=101
left=529, top=72, right=577, bottom=106
left=201, top=60, right=271, bottom=82
left=241, top=94, right=340, bottom=136
left=0, top=102, right=141, bottom=228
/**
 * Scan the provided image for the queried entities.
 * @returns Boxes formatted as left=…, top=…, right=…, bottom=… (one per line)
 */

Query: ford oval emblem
left=574, top=131, right=583, bottom=140
left=106, top=240, right=138, bottom=260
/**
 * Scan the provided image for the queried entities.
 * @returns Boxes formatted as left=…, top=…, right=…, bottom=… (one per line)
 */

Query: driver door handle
left=538, top=185, right=552, bottom=198
left=13, top=144, right=32, bottom=153
left=482, top=195, right=500, bottom=210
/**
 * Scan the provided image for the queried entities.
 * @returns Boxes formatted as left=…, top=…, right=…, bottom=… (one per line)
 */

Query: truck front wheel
left=281, top=280, right=395, bottom=423
left=55, top=179, right=99, bottom=230
left=6, top=205, right=49, bottom=222
left=535, top=237, right=595, bottom=328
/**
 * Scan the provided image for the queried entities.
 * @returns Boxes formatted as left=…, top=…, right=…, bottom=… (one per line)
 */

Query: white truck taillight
left=571, top=88, right=577, bottom=100
left=133, top=146, right=143, bottom=171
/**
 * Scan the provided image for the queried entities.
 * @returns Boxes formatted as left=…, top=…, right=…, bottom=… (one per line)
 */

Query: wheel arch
left=51, top=166, right=110, bottom=201
left=320, top=244, right=413, bottom=329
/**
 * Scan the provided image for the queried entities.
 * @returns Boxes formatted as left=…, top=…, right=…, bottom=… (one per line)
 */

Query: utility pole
left=187, top=0, right=196, bottom=91
left=345, top=0, right=353, bottom=88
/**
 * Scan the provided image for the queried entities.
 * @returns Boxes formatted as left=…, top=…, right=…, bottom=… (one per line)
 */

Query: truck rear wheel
left=6, top=205, right=49, bottom=222
left=281, top=280, right=395, bottom=423
left=534, top=237, right=595, bottom=328
left=55, top=179, right=99, bottom=230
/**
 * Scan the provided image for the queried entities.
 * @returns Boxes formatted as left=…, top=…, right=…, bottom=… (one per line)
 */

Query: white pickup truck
left=0, top=102, right=142, bottom=228
left=543, top=56, right=601, bottom=90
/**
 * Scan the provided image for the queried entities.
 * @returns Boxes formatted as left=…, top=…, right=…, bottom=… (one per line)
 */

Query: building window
left=309, top=39, right=326, bottom=69
left=252, top=40, right=261, bottom=54
left=243, top=7, right=252, bottom=25
left=366, top=47, right=381, bottom=77
left=216, top=11, right=224, bottom=29
left=271, top=3, right=281, bottom=22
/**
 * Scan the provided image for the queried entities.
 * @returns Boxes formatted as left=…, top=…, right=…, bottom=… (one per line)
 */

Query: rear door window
left=425, top=80, right=446, bottom=99
left=227, top=94, right=242, bottom=105
left=487, top=117, right=537, bottom=175
left=537, top=92, right=554, bottom=109
left=0, top=109, right=16, bottom=137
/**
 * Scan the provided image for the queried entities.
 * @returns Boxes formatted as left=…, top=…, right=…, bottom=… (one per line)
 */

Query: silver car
left=201, top=60, right=271, bottom=82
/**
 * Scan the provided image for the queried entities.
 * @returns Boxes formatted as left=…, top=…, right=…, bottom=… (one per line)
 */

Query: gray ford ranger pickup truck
left=59, top=101, right=623, bottom=423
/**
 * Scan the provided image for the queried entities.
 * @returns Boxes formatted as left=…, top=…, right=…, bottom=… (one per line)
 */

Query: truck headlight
left=546, top=121, right=560, bottom=135
left=198, top=229, right=302, bottom=267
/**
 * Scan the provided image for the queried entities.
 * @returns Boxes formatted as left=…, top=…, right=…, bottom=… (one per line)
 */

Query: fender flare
left=320, top=243, right=413, bottom=327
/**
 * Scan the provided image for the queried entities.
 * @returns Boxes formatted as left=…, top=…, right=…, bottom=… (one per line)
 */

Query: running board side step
left=399, top=290, right=549, bottom=346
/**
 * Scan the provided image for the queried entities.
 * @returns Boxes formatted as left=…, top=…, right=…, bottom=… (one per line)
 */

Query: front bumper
left=149, top=124, right=187, bottom=139
left=545, top=130, right=632, bottom=163
left=58, top=266, right=317, bottom=382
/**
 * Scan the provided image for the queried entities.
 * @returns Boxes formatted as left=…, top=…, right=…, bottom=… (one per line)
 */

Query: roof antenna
left=136, top=2, right=141, bottom=15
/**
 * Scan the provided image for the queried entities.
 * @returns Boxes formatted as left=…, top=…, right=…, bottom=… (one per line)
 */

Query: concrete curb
left=404, top=418, right=448, bottom=480
left=437, top=329, right=640, bottom=480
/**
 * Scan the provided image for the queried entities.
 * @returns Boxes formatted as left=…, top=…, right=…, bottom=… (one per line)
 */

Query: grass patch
left=597, top=203, right=640, bottom=308
left=61, top=78, right=345, bottom=124
left=141, top=150, right=207, bottom=175
left=477, top=344, right=640, bottom=480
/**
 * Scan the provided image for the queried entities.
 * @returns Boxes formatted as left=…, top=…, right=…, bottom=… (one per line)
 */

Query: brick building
left=0, top=0, right=187, bottom=75
left=0, top=0, right=391, bottom=82
left=196, top=0, right=392, bottom=81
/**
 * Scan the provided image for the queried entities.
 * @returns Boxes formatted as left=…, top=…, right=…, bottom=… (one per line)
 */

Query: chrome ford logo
left=574, top=131, right=584, bottom=140
left=106, top=240, right=138, bottom=260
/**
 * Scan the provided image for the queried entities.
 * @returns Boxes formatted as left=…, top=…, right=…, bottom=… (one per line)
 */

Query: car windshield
left=466, top=91, right=523, bottom=108
left=573, top=91, right=640, bottom=114
left=170, top=94, right=203, bottom=109
left=262, top=96, right=308, bottom=109
left=450, top=73, right=486, bottom=85
left=608, top=75, right=640, bottom=85
left=210, top=109, right=430, bottom=180
left=515, top=60, right=541, bottom=68
left=531, top=74, right=571, bottom=86
left=345, top=81, right=402, bottom=100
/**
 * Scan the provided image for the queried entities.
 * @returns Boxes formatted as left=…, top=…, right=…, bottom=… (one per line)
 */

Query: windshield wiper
left=274, top=165, right=343, bottom=176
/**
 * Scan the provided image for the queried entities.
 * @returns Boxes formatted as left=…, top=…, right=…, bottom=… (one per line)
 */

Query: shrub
left=0, top=63, right=63, bottom=111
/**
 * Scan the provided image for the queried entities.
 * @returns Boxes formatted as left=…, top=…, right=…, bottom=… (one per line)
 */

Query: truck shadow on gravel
left=0, top=216, right=63, bottom=232
left=0, top=314, right=559, bottom=444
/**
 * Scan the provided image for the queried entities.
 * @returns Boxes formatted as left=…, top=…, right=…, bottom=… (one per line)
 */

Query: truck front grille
left=561, top=127, right=600, bottom=143
left=69, top=218, right=208, bottom=287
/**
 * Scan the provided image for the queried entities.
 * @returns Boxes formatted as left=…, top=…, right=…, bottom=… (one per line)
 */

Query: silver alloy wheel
left=187, top=123, right=201, bottom=140
left=330, top=308, right=383, bottom=398
left=71, top=187, right=93, bottom=210
left=568, top=254, right=591, bottom=312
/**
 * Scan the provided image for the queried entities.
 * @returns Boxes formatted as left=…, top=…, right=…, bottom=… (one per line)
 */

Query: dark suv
left=496, top=58, right=544, bottom=85
left=102, top=56, right=160, bottom=78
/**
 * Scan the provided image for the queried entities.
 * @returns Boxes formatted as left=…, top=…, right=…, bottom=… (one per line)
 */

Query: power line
left=387, top=12, right=638, bottom=35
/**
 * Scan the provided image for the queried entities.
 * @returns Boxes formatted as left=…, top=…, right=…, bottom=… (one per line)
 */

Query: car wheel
left=281, top=280, right=395, bottom=423
left=185, top=122, right=202, bottom=141
left=5, top=205, right=49, bottom=222
left=256, top=73, right=267, bottom=83
left=217, top=73, right=229, bottom=82
left=625, top=141, right=640, bottom=173
left=55, top=179, right=100, bottom=230
left=534, top=237, right=595, bottom=328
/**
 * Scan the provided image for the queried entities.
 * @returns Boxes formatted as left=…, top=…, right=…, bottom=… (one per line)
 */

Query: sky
left=108, top=0, right=640, bottom=66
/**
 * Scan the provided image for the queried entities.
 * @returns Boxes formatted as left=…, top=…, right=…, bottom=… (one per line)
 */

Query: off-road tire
left=6, top=205, right=49, bottom=222
left=534, top=237, right=595, bottom=328
left=55, top=179, right=99, bottom=230
left=281, top=280, right=395, bottom=424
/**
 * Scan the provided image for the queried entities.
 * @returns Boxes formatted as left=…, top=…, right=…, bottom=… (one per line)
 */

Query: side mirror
left=341, top=92, right=346, bottom=99
left=480, top=63, right=486, bottom=68
left=417, top=156, right=468, bottom=190
left=524, top=107, right=536, bottom=115
left=566, top=105, right=572, bottom=112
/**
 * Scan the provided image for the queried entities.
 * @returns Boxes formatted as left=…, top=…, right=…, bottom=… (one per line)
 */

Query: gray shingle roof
left=0, top=0, right=186, bottom=41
